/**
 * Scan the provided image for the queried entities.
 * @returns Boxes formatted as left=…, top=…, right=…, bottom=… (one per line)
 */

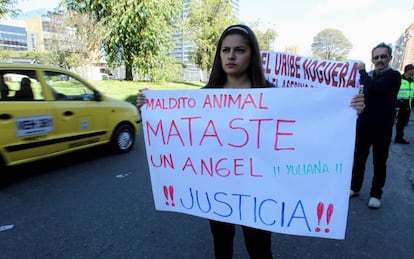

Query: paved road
left=392, top=114, right=414, bottom=186
left=0, top=118, right=413, bottom=258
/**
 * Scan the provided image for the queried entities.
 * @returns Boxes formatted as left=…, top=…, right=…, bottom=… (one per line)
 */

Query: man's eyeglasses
left=372, top=54, right=389, bottom=60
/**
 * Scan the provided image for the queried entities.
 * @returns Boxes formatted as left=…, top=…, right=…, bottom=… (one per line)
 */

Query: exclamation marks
left=315, top=202, right=324, bottom=232
left=163, top=185, right=175, bottom=207
left=325, top=204, right=333, bottom=233
left=315, top=202, right=334, bottom=233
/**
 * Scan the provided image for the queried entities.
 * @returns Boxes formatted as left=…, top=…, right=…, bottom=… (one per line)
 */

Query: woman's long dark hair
left=205, top=24, right=267, bottom=88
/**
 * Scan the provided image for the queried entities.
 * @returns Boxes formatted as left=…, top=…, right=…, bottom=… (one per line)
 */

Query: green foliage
left=58, top=10, right=104, bottom=67
left=151, top=60, right=184, bottom=82
left=0, top=0, right=18, bottom=17
left=248, top=22, right=278, bottom=51
left=89, top=79, right=203, bottom=105
left=0, top=49, right=12, bottom=61
left=0, top=49, right=54, bottom=64
left=311, top=28, right=352, bottom=61
left=64, top=0, right=182, bottom=81
left=0, top=48, right=89, bottom=69
left=255, top=29, right=277, bottom=51
left=64, top=0, right=109, bottom=19
left=183, top=0, right=237, bottom=72
left=42, top=50, right=81, bottom=69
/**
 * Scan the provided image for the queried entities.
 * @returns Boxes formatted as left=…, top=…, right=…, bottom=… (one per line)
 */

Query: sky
left=17, top=0, right=414, bottom=64
left=17, top=0, right=61, bottom=12
left=239, top=0, right=414, bottom=64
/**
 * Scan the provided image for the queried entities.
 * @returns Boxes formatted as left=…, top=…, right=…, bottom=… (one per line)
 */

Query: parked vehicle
left=0, top=63, right=141, bottom=168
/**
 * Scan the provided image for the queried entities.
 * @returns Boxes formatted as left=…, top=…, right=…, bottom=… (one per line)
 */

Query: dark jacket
left=358, top=67, right=401, bottom=128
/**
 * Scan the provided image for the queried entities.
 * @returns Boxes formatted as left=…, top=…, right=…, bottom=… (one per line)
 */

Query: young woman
left=137, top=24, right=365, bottom=259
left=204, top=24, right=275, bottom=259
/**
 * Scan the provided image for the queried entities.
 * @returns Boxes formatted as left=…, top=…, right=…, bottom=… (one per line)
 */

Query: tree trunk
left=125, top=63, right=133, bottom=81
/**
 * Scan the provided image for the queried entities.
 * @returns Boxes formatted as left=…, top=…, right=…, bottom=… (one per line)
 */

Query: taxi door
left=42, top=71, right=108, bottom=152
left=0, top=75, right=57, bottom=166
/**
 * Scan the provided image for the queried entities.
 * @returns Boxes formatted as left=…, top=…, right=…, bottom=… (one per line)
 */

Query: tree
left=0, top=9, right=100, bottom=68
left=0, top=0, right=18, bottom=18
left=40, top=10, right=104, bottom=69
left=64, top=0, right=181, bottom=81
left=248, top=22, right=277, bottom=51
left=255, top=29, right=277, bottom=51
left=311, top=28, right=352, bottom=61
left=64, top=10, right=104, bottom=65
left=183, top=0, right=237, bottom=73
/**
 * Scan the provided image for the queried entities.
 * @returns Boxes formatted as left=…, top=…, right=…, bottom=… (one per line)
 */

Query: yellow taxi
left=0, top=63, right=141, bottom=168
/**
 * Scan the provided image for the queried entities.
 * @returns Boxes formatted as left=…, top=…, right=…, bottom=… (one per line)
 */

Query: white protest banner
left=141, top=87, right=358, bottom=240
left=261, top=51, right=361, bottom=88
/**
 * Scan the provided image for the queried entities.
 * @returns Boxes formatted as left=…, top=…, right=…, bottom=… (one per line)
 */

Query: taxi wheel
left=111, top=124, right=135, bottom=153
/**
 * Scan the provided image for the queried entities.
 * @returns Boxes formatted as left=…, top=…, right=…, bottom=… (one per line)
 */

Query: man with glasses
left=349, top=42, right=401, bottom=209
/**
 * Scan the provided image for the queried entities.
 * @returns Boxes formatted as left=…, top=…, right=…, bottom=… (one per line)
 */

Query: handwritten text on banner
left=261, top=51, right=361, bottom=88
left=141, top=87, right=358, bottom=240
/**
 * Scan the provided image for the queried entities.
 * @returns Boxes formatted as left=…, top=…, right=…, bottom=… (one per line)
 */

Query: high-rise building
left=0, top=9, right=67, bottom=52
left=392, top=23, right=414, bottom=72
left=170, top=0, right=240, bottom=81
left=0, top=20, right=28, bottom=51
left=170, top=0, right=193, bottom=77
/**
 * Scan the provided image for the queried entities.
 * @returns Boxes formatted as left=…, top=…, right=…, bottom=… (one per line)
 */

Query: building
left=2, top=3, right=241, bottom=81
left=392, top=23, right=414, bottom=72
left=170, top=0, right=240, bottom=81
left=19, top=9, right=68, bottom=52
left=0, top=9, right=66, bottom=52
left=0, top=19, right=28, bottom=51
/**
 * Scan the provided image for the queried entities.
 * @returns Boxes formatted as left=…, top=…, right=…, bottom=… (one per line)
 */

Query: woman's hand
left=136, top=89, right=148, bottom=110
left=350, top=93, right=365, bottom=115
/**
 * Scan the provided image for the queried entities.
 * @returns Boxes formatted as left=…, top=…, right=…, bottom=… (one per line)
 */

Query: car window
left=44, top=71, right=96, bottom=101
left=0, top=72, right=44, bottom=101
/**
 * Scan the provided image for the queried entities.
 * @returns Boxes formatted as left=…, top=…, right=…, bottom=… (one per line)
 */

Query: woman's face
left=220, top=34, right=251, bottom=78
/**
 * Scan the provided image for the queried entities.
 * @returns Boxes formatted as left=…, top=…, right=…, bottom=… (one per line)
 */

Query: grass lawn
left=88, top=80, right=204, bottom=104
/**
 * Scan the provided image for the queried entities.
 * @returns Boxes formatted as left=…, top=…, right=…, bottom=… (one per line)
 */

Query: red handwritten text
left=202, top=93, right=268, bottom=110
left=181, top=156, right=262, bottom=177
left=146, top=96, right=197, bottom=110
left=302, top=59, right=358, bottom=87
left=145, top=117, right=296, bottom=150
